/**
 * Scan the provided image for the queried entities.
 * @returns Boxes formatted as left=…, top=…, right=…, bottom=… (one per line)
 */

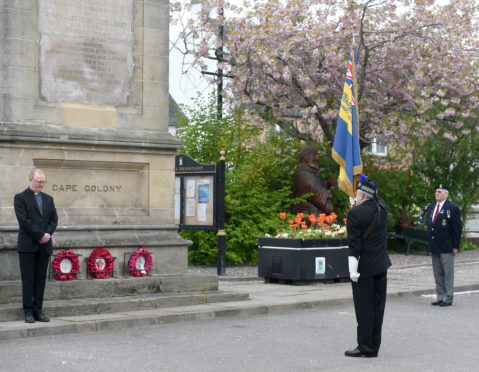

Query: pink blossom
left=172, top=0, right=479, bottom=146
left=443, top=132, right=457, bottom=141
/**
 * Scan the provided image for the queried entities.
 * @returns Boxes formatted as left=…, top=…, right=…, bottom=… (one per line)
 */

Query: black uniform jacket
left=426, top=199, right=462, bottom=254
left=347, top=198, right=391, bottom=278
left=14, top=188, right=58, bottom=254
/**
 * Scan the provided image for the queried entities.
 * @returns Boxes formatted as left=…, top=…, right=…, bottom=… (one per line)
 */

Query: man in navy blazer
left=14, top=168, right=58, bottom=323
left=426, top=184, right=462, bottom=307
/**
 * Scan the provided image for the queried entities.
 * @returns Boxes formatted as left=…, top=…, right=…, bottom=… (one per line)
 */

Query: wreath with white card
left=87, top=247, right=115, bottom=279
left=52, top=249, right=80, bottom=281
left=128, top=247, right=153, bottom=277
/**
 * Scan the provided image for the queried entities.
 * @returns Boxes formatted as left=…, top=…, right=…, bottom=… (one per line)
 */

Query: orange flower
left=274, top=210, right=346, bottom=238
left=326, top=215, right=335, bottom=223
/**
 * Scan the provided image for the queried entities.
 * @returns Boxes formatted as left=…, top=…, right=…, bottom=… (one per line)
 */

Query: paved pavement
left=3, top=292, right=479, bottom=371
left=1, top=252, right=479, bottom=341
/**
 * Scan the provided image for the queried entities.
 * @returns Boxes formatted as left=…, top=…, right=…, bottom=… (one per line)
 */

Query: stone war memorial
left=0, top=0, right=218, bottom=309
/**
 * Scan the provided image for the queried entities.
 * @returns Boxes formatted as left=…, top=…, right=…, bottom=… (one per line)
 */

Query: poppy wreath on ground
left=128, top=247, right=153, bottom=277
left=52, top=250, right=80, bottom=281
left=86, top=247, right=115, bottom=279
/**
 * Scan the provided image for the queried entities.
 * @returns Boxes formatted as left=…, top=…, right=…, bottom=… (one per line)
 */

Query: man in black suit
left=426, top=184, right=462, bottom=307
left=345, top=179, right=391, bottom=358
left=14, top=168, right=58, bottom=323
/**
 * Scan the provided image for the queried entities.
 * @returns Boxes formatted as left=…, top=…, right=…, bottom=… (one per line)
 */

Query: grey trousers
left=431, top=253, right=455, bottom=303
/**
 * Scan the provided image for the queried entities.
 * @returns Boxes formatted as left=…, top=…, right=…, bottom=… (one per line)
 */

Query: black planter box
left=258, top=237, right=349, bottom=282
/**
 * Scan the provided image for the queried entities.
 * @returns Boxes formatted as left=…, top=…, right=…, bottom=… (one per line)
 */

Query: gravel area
left=188, top=248, right=479, bottom=278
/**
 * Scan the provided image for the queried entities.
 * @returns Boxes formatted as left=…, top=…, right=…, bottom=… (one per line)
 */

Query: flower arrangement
left=128, top=247, right=153, bottom=277
left=51, top=249, right=80, bottom=281
left=86, top=247, right=115, bottom=279
left=399, top=203, right=425, bottom=227
left=266, top=212, right=348, bottom=239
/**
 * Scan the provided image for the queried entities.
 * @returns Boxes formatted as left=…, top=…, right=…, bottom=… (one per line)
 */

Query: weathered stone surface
left=0, top=289, right=249, bottom=322
left=0, top=122, right=180, bottom=148
left=39, top=0, right=135, bottom=106
left=62, top=103, right=118, bottom=129
left=0, top=226, right=191, bottom=280
left=0, top=274, right=221, bottom=307
left=0, top=1, right=194, bottom=295
left=0, top=0, right=169, bottom=129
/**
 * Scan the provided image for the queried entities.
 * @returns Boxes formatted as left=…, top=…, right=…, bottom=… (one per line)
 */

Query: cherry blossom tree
left=171, top=0, right=478, bottom=148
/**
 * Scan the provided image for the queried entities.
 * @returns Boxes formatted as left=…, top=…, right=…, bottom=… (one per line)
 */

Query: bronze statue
left=295, top=146, right=335, bottom=214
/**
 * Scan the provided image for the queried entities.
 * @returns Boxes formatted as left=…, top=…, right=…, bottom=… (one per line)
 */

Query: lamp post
left=200, top=6, right=231, bottom=119
left=215, top=7, right=224, bottom=119
left=216, top=150, right=226, bottom=276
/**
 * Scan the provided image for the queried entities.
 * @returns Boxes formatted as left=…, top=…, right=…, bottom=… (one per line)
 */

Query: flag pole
left=352, top=38, right=359, bottom=195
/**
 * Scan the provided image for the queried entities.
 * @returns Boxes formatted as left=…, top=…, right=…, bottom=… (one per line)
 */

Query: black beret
left=358, top=180, right=377, bottom=196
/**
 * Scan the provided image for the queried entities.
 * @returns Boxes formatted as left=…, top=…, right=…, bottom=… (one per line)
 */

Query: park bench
left=387, top=226, right=429, bottom=255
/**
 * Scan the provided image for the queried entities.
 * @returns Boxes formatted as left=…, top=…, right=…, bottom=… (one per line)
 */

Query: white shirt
left=434, top=200, right=446, bottom=219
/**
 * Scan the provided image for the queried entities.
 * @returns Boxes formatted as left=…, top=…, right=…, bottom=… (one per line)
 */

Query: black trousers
left=352, top=271, right=388, bottom=354
left=19, top=249, right=51, bottom=312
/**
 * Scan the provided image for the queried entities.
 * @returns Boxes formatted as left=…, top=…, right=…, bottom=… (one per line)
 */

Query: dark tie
left=34, top=193, right=43, bottom=215
left=432, top=204, right=440, bottom=224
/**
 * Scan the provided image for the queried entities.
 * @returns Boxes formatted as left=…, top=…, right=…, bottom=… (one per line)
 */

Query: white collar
left=436, top=200, right=446, bottom=209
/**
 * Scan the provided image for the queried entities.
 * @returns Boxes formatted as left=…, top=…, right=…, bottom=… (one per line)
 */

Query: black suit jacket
left=347, top=198, right=391, bottom=278
left=14, top=188, right=58, bottom=254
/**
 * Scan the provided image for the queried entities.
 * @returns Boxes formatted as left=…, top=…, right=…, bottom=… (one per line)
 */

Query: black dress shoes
left=344, top=348, right=378, bottom=358
left=431, top=300, right=443, bottom=306
left=33, top=311, right=50, bottom=322
left=24, top=311, right=35, bottom=323
left=439, top=301, right=452, bottom=307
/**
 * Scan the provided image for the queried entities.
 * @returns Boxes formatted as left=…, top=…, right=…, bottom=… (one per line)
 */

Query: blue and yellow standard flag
left=332, top=47, right=363, bottom=197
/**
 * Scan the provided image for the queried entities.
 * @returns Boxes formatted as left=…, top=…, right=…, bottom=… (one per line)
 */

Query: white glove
left=349, top=196, right=356, bottom=208
left=348, top=256, right=360, bottom=282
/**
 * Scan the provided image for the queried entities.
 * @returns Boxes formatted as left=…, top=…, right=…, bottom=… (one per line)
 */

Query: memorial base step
left=0, top=290, right=249, bottom=322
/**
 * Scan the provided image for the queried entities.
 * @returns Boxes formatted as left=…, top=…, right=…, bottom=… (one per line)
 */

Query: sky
left=169, top=48, right=213, bottom=108
left=169, top=0, right=248, bottom=108
left=169, top=2, right=215, bottom=108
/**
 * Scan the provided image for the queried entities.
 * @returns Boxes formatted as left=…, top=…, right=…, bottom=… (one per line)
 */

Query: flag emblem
left=332, top=48, right=363, bottom=197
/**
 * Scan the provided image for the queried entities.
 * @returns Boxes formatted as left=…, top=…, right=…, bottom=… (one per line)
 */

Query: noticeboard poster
left=174, top=154, right=219, bottom=229
left=175, top=175, right=215, bottom=227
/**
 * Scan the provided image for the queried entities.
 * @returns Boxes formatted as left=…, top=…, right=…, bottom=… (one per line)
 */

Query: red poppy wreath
left=87, top=247, right=115, bottom=279
left=128, top=247, right=153, bottom=277
left=52, top=249, right=80, bottom=281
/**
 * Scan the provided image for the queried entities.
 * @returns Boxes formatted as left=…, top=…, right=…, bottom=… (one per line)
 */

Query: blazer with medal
left=14, top=188, right=58, bottom=254
left=426, top=199, right=462, bottom=254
